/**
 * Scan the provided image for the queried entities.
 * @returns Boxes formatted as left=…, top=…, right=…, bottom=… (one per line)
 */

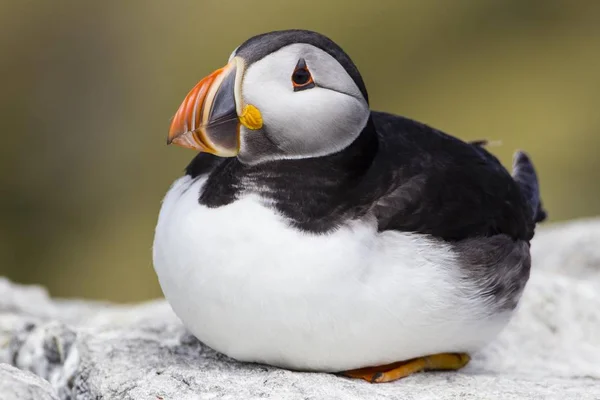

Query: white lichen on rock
left=1, top=219, right=600, bottom=399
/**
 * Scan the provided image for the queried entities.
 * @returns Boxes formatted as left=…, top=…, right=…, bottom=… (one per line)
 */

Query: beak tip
left=167, top=124, right=183, bottom=146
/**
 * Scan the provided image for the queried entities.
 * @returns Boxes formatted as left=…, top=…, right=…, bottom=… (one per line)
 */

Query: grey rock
left=532, top=218, right=600, bottom=280
left=1, top=219, right=600, bottom=399
left=0, top=363, right=59, bottom=400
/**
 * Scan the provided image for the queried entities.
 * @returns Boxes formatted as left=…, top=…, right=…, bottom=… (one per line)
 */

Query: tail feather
left=512, top=151, right=547, bottom=223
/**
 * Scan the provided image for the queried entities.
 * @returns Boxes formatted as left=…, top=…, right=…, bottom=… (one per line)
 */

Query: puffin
left=153, top=29, right=546, bottom=383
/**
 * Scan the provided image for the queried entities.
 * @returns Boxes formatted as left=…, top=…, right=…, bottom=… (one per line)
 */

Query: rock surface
left=1, top=219, right=600, bottom=399
left=0, top=364, right=59, bottom=400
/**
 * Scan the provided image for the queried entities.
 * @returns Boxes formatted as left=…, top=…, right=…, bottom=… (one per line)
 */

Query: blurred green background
left=1, top=1, right=599, bottom=302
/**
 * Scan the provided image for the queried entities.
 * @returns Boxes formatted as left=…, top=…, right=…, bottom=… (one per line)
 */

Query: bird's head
left=167, top=30, right=370, bottom=164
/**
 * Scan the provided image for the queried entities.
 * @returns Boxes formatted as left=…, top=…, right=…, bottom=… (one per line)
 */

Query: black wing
left=367, top=112, right=543, bottom=242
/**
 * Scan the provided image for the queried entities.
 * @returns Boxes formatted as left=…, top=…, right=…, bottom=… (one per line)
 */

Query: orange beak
left=168, top=59, right=241, bottom=156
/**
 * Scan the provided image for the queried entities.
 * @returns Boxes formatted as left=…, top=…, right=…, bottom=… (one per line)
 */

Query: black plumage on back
left=368, top=112, right=542, bottom=242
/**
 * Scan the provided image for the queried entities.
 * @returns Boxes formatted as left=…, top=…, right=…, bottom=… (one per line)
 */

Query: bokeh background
left=1, top=1, right=599, bottom=302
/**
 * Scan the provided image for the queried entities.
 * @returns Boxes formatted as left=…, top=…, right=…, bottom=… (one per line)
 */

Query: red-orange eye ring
left=292, top=58, right=315, bottom=91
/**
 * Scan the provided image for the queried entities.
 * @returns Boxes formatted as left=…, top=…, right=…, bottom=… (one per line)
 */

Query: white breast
left=153, top=176, right=510, bottom=372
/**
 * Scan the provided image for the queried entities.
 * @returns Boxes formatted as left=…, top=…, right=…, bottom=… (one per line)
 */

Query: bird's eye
left=292, top=58, right=315, bottom=91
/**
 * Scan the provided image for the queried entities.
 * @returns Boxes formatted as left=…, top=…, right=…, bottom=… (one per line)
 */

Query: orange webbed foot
left=340, top=353, right=471, bottom=383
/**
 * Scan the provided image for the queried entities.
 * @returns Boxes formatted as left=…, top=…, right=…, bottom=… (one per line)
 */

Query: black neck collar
left=191, top=116, right=379, bottom=232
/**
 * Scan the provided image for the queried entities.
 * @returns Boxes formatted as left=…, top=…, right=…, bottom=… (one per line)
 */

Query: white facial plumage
left=236, top=43, right=370, bottom=164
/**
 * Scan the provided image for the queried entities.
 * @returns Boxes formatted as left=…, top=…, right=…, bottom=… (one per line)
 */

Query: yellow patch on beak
left=239, top=104, right=263, bottom=130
